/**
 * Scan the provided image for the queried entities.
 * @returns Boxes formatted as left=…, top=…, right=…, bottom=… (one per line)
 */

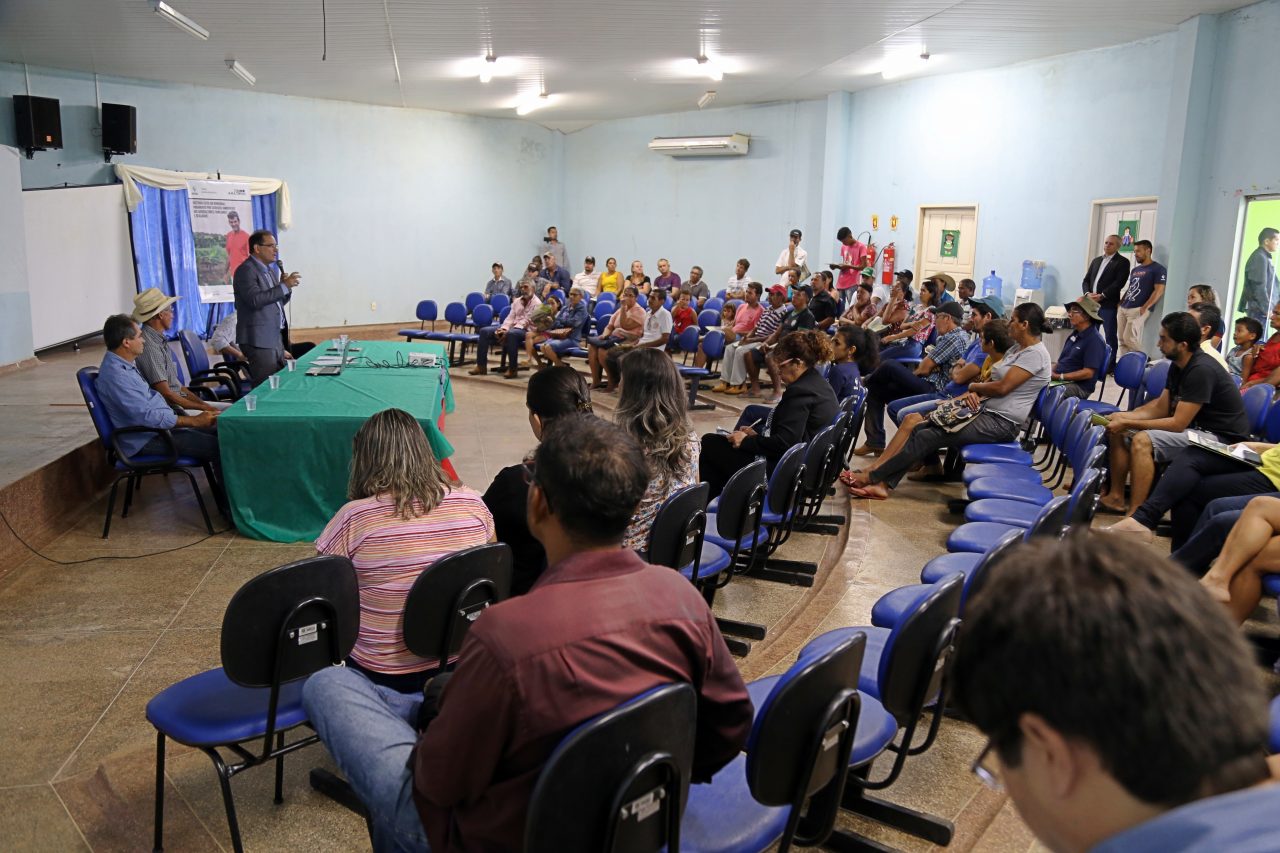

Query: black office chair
left=526, top=682, right=697, bottom=853
left=309, top=543, right=514, bottom=817
left=146, top=556, right=359, bottom=853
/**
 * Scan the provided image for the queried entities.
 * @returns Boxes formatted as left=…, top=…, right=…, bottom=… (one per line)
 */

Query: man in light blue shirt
left=953, top=534, right=1278, bottom=853
left=94, top=314, right=220, bottom=466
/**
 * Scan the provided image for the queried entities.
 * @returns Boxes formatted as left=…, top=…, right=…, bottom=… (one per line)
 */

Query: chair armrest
left=112, top=426, right=177, bottom=468
left=189, top=369, right=240, bottom=399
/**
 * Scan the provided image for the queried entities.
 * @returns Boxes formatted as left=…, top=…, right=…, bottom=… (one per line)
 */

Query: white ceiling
left=0, top=0, right=1254, bottom=131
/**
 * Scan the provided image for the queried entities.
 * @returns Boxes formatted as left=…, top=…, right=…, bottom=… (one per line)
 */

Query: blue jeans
left=888, top=393, right=939, bottom=425
left=303, top=667, right=431, bottom=853
left=863, top=360, right=936, bottom=447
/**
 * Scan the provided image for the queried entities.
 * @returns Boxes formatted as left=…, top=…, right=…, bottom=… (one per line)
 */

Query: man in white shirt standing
left=775, top=229, right=808, bottom=286
left=572, top=256, right=600, bottom=298
left=1083, top=234, right=1131, bottom=373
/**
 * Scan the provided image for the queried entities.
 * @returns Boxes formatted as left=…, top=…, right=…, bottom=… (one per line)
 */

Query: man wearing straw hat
left=1052, top=295, right=1108, bottom=399
left=131, top=288, right=229, bottom=415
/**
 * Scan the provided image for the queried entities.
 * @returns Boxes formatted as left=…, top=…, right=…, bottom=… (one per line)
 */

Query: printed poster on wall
left=1117, top=220, right=1139, bottom=253
left=187, top=180, right=254, bottom=303
left=940, top=229, right=960, bottom=258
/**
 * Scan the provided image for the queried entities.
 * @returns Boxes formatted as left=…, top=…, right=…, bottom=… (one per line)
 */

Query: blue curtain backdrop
left=129, top=184, right=278, bottom=338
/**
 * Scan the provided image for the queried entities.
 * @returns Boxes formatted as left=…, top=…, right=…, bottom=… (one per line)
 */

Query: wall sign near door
left=1118, top=220, right=1139, bottom=253
left=940, top=229, right=960, bottom=258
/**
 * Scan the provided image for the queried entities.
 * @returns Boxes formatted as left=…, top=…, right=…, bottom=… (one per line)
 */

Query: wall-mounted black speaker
left=13, top=95, right=62, bottom=158
left=102, top=103, right=137, bottom=156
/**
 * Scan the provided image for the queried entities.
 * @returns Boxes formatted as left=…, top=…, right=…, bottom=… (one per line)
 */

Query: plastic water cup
left=286, top=360, right=297, bottom=372
left=339, top=334, right=350, bottom=347
left=244, top=394, right=258, bottom=412
left=268, top=375, right=280, bottom=390
left=331, top=338, right=341, bottom=349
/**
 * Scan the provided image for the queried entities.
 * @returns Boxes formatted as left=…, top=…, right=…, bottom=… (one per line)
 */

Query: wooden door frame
left=1085, top=196, right=1157, bottom=268
left=915, top=203, right=980, bottom=282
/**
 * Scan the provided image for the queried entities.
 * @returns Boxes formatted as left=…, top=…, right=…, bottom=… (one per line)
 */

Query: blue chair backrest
left=714, top=459, right=768, bottom=540
left=700, top=330, right=726, bottom=361
left=178, top=329, right=211, bottom=376
left=1142, top=359, right=1171, bottom=403
left=471, top=303, right=495, bottom=327
left=76, top=367, right=115, bottom=448
left=489, top=293, right=510, bottom=314
left=663, top=295, right=673, bottom=310
left=961, top=530, right=1022, bottom=606
left=725, top=298, right=743, bottom=312
left=1113, top=351, right=1147, bottom=390
left=1094, top=343, right=1112, bottom=381
left=636, top=293, right=649, bottom=309
left=1243, top=384, right=1274, bottom=436
left=1068, top=424, right=1105, bottom=473
left=1050, top=397, right=1080, bottom=448
left=1066, top=467, right=1105, bottom=526
left=876, top=573, right=963, bottom=722
left=597, top=291, right=617, bottom=305
left=499, top=305, right=512, bottom=323
left=715, top=289, right=728, bottom=300
left=676, top=326, right=700, bottom=354
left=169, top=348, right=188, bottom=385
left=766, top=442, right=807, bottom=516
left=697, top=308, right=719, bottom=332
left=465, top=292, right=485, bottom=314
left=552, top=288, right=567, bottom=303
left=594, top=301, right=614, bottom=323
left=1034, top=385, right=1063, bottom=426
left=443, top=301, right=469, bottom=326
left=703, top=297, right=724, bottom=314
left=1265, top=400, right=1280, bottom=444
left=1027, top=495, right=1071, bottom=539
left=416, top=299, right=438, bottom=322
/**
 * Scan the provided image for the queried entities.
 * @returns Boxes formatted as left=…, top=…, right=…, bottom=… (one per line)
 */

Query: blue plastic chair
left=464, top=291, right=485, bottom=314
left=1243, top=384, right=1275, bottom=438
left=963, top=467, right=1102, bottom=529
left=489, top=292, right=510, bottom=314
left=716, top=289, right=728, bottom=300
left=946, top=495, right=1070, bottom=554
left=178, top=329, right=244, bottom=400
left=447, top=302, right=494, bottom=365
left=967, top=433, right=1105, bottom=505
left=681, top=633, right=864, bottom=853
left=636, top=293, right=649, bottom=308
left=1078, top=350, right=1147, bottom=415
left=703, top=297, right=724, bottom=315
left=697, top=308, right=720, bottom=332
left=699, top=329, right=727, bottom=372
left=1138, top=359, right=1171, bottom=407
left=76, top=367, right=218, bottom=538
left=147, top=555, right=359, bottom=853
left=400, top=299, right=439, bottom=340
left=1270, top=694, right=1280, bottom=754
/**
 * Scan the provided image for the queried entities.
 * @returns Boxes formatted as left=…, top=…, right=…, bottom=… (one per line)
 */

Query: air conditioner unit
left=648, top=133, right=750, bottom=157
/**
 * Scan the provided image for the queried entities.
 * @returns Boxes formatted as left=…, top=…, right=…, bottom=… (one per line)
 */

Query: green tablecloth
left=219, top=341, right=455, bottom=542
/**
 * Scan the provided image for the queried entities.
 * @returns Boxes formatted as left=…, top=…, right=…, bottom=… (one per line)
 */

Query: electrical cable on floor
left=0, top=507, right=234, bottom=566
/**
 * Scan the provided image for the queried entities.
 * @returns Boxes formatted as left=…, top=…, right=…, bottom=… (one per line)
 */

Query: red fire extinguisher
left=881, top=243, right=896, bottom=285
left=864, top=240, right=877, bottom=270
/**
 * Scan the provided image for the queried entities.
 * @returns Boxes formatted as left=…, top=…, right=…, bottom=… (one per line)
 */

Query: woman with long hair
left=316, top=408, right=495, bottom=692
left=827, top=325, right=879, bottom=399
left=615, top=348, right=700, bottom=551
left=482, top=367, right=593, bottom=593
left=700, top=330, right=839, bottom=497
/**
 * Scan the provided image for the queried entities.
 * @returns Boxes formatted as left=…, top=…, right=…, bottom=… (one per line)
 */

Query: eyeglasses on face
left=971, top=740, right=1004, bottom=792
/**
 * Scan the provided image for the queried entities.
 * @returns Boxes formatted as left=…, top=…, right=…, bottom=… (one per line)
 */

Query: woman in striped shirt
left=317, top=408, right=495, bottom=692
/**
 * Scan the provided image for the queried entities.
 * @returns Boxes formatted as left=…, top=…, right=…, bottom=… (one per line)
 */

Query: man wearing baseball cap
left=715, top=284, right=789, bottom=395
left=131, top=287, right=228, bottom=415
left=775, top=228, right=808, bottom=286
left=1053, top=295, right=1108, bottom=398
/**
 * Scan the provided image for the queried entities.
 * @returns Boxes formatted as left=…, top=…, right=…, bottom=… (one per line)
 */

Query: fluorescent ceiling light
left=696, top=55, right=723, bottom=82
left=479, top=54, right=497, bottom=84
left=226, top=60, right=256, bottom=86
left=152, top=1, right=209, bottom=40
left=515, top=92, right=550, bottom=116
left=697, top=91, right=717, bottom=109
left=881, top=52, right=936, bottom=81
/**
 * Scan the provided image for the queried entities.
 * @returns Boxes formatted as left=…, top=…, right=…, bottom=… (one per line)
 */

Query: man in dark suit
left=1082, top=233, right=1130, bottom=372
left=233, top=229, right=300, bottom=384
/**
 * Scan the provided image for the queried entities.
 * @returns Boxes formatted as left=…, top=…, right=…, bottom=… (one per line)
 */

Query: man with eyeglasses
left=953, top=534, right=1279, bottom=853
left=233, top=229, right=300, bottom=384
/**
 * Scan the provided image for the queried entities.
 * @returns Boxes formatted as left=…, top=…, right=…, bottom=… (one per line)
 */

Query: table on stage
left=219, top=341, right=455, bottom=542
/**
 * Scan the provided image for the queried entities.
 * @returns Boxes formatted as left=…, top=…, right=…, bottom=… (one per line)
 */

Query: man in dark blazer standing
left=233, top=229, right=300, bottom=384
left=1083, top=233, right=1130, bottom=372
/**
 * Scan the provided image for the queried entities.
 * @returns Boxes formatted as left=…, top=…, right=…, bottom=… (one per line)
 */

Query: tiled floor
left=0, top=342, right=1044, bottom=852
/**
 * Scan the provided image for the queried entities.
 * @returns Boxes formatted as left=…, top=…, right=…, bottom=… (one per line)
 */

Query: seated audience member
left=587, top=285, right=645, bottom=390
left=879, top=277, right=940, bottom=358
left=615, top=350, right=700, bottom=550
left=840, top=281, right=877, bottom=327
left=703, top=281, right=767, bottom=378
left=846, top=302, right=1052, bottom=501
left=1103, top=437, right=1280, bottom=546
left=1241, top=303, right=1280, bottom=389
left=627, top=259, right=652, bottom=296
left=132, top=288, right=229, bottom=414
left=857, top=301, right=970, bottom=454
left=572, top=256, right=599, bottom=297
left=1227, top=317, right=1263, bottom=380
left=209, top=310, right=244, bottom=364
left=1189, top=302, right=1229, bottom=370
left=701, top=330, right=839, bottom=497
left=317, top=408, right=494, bottom=693
left=539, top=251, right=572, bottom=297
left=484, top=262, right=512, bottom=301
left=303, top=415, right=753, bottom=852
left=725, top=257, right=752, bottom=299
left=952, top=534, right=1278, bottom=853
left=871, top=276, right=911, bottom=332
left=870, top=266, right=894, bottom=312
left=932, top=273, right=957, bottom=304
left=654, top=258, right=681, bottom=293
left=537, top=288, right=590, bottom=368
left=482, top=368, right=593, bottom=595
left=671, top=289, right=698, bottom=335
left=597, top=257, right=622, bottom=296
left=956, top=277, right=976, bottom=314
left=1051, top=296, right=1108, bottom=398
left=469, top=277, right=541, bottom=378
left=716, top=304, right=740, bottom=344
left=1186, top=282, right=1219, bottom=309
left=603, top=289, right=673, bottom=389
left=95, top=313, right=221, bottom=467
left=1170, top=494, right=1278, bottom=576
left=827, top=325, right=879, bottom=400
left=810, top=270, right=840, bottom=330
left=746, top=286, right=816, bottom=402
left=522, top=295, right=562, bottom=368
left=1098, top=312, right=1251, bottom=515
left=1198, top=495, right=1280, bottom=621
left=685, top=266, right=711, bottom=308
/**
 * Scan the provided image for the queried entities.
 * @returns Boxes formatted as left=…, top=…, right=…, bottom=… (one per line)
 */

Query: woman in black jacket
left=700, top=330, right=839, bottom=497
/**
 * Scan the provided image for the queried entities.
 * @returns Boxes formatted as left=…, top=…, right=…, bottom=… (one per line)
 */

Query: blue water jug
left=982, top=270, right=1002, bottom=300
left=1020, top=260, right=1044, bottom=290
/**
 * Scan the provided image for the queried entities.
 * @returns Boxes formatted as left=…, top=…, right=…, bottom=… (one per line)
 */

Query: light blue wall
left=561, top=100, right=828, bottom=287
left=0, top=146, right=33, bottom=365
left=842, top=35, right=1176, bottom=307
left=0, top=62, right=558, bottom=331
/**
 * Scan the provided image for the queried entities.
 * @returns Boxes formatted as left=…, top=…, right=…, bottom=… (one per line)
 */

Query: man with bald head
left=1083, top=234, right=1130, bottom=373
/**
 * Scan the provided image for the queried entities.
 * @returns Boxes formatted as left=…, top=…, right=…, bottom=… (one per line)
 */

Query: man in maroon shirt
left=303, top=414, right=752, bottom=852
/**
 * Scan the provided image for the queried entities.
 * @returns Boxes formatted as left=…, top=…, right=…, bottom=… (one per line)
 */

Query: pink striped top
left=316, top=489, right=495, bottom=674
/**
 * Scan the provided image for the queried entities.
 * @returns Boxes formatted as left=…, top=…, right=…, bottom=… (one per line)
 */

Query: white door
left=1087, top=197, right=1158, bottom=265
left=916, top=206, right=978, bottom=285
